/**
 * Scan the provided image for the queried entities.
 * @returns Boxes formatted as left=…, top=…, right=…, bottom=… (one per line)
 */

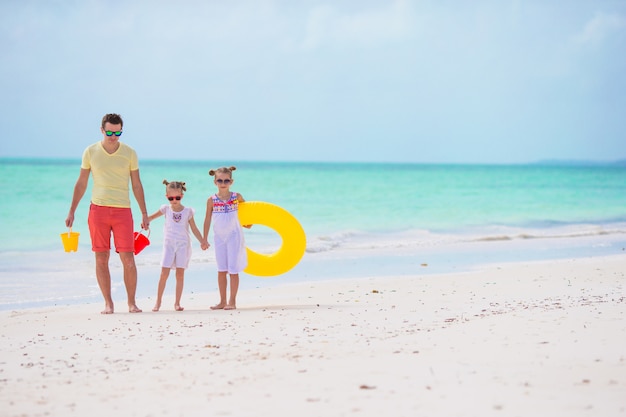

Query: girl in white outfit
left=147, top=180, right=206, bottom=312
left=203, top=166, right=249, bottom=310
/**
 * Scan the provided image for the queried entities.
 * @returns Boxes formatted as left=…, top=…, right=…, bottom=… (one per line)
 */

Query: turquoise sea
left=1, top=158, right=625, bottom=310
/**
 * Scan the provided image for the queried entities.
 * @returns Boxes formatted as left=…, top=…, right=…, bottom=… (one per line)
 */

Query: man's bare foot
left=175, top=305, right=184, bottom=311
left=101, top=305, right=114, bottom=314
left=129, top=305, right=143, bottom=313
left=224, top=304, right=236, bottom=310
left=152, top=304, right=160, bottom=312
left=210, top=303, right=225, bottom=310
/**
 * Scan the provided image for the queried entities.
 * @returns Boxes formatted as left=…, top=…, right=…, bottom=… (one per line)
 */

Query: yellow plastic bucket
left=61, top=230, right=80, bottom=252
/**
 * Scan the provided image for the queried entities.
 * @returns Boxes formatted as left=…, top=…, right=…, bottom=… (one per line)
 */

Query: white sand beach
left=1, top=254, right=625, bottom=417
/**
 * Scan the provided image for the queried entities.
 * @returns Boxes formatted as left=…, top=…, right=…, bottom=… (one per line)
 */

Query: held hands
left=200, top=240, right=210, bottom=251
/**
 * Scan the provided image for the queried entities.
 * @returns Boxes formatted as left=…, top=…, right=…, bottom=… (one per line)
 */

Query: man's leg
left=95, top=251, right=114, bottom=314
left=119, top=251, right=142, bottom=313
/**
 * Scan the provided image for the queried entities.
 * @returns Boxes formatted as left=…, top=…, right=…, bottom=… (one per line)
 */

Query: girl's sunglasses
left=105, top=130, right=123, bottom=137
left=167, top=196, right=182, bottom=201
left=216, top=179, right=232, bottom=184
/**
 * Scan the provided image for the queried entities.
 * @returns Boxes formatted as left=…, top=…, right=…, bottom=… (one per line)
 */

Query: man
left=65, top=113, right=149, bottom=314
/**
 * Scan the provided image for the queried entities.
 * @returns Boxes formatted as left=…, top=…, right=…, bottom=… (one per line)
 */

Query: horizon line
left=1, top=156, right=625, bottom=167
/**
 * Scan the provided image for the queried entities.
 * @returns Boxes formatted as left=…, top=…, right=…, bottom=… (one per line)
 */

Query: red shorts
left=88, top=204, right=134, bottom=252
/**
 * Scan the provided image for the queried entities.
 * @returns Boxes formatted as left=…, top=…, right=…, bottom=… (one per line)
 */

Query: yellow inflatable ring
left=238, top=201, right=306, bottom=277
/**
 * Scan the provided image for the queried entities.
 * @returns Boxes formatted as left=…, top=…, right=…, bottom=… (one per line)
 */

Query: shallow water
left=1, top=158, right=625, bottom=309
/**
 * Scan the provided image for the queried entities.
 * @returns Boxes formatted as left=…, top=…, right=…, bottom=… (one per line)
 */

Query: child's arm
left=188, top=217, right=206, bottom=248
left=147, top=210, right=163, bottom=223
left=202, top=198, right=213, bottom=242
left=237, top=193, right=252, bottom=229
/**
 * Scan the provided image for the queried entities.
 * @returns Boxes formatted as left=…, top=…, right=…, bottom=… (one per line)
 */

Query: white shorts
left=161, top=239, right=192, bottom=269
left=214, top=235, right=247, bottom=274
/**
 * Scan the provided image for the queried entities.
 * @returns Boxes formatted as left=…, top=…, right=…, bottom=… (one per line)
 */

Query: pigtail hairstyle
left=163, top=179, right=187, bottom=192
left=209, top=166, right=237, bottom=177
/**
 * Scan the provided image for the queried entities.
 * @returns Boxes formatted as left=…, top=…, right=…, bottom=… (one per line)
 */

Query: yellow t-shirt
left=81, top=141, right=139, bottom=208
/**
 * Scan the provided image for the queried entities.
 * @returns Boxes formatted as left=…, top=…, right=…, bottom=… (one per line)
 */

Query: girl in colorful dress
left=203, top=166, right=249, bottom=310
left=147, top=180, right=206, bottom=312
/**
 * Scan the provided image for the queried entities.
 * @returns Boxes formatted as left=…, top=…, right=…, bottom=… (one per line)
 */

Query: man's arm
left=130, top=169, right=150, bottom=230
left=65, top=168, right=90, bottom=228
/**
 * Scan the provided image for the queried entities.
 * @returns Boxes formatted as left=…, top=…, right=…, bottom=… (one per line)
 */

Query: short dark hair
left=101, top=113, right=124, bottom=128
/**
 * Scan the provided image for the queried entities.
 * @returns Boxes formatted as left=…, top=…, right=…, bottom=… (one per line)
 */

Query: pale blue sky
left=1, top=0, right=625, bottom=163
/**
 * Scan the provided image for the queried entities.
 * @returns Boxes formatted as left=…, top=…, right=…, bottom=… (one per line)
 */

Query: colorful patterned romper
left=211, top=192, right=247, bottom=274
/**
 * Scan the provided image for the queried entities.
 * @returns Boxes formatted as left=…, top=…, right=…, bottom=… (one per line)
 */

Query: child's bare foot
left=152, top=304, right=160, bottom=312
left=129, top=305, right=143, bottom=313
left=175, top=305, right=184, bottom=311
left=210, top=303, right=225, bottom=310
left=224, top=304, right=236, bottom=310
